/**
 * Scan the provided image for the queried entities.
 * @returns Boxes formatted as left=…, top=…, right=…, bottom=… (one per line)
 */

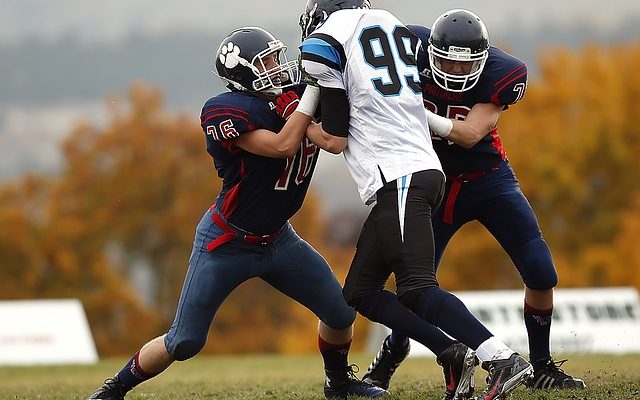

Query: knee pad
left=166, top=336, right=206, bottom=361
left=322, top=303, right=356, bottom=330
left=513, top=238, right=558, bottom=290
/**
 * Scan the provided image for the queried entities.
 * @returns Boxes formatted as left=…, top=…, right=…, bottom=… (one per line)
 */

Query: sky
left=2, top=0, right=640, bottom=44
left=1, top=0, right=640, bottom=215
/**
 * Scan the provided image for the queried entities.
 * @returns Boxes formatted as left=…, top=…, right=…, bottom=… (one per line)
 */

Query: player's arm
left=299, top=34, right=349, bottom=154
left=426, top=102, right=502, bottom=149
left=305, top=86, right=348, bottom=154
left=234, top=87, right=320, bottom=158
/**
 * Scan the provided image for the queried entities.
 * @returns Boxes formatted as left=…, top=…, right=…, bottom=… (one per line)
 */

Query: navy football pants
left=164, top=209, right=356, bottom=361
left=434, top=160, right=558, bottom=290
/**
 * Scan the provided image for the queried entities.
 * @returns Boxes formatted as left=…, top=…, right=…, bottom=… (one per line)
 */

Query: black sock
left=524, top=302, right=552, bottom=364
left=319, top=336, right=351, bottom=371
left=116, top=351, right=153, bottom=392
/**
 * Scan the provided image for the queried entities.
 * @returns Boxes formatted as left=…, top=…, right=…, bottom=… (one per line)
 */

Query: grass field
left=1, top=353, right=639, bottom=399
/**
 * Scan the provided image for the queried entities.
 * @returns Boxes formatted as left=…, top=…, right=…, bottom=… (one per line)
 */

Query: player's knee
left=323, top=304, right=356, bottom=330
left=350, top=291, right=394, bottom=323
left=169, top=337, right=206, bottom=361
left=398, top=288, right=424, bottom=313
left=516, top=238, right=558, bottom=290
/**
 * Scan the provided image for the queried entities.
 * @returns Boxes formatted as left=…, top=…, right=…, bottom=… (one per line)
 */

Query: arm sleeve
left=319, top=86, right=349, bottom=138
left=200, top=103, right=254, bottom=142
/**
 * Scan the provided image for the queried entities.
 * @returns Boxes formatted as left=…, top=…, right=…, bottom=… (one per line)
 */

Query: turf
left=0, top=353, right=638, bottom=399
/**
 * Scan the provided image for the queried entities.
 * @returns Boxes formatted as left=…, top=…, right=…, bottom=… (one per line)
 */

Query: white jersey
left=300, top=9, right=443, bottom=204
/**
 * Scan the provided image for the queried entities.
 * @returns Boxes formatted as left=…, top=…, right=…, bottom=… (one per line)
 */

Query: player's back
left=301, top=9, right=442, bottom=204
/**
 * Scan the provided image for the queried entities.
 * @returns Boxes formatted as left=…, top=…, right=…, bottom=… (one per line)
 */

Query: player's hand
left=276, top=90, right=300, bottom=120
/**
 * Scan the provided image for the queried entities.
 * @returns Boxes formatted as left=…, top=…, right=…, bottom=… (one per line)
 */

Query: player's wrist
left=295, top=86, right=320, bottom=117
left=426, top=110, right=453, bottom=138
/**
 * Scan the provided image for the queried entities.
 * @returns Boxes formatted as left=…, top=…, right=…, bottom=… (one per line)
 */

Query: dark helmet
left=299, top=0, right=371, bottom=40
left=427, top=9, right=490, bottom=92
left=214, top=26, right=300, bottom=94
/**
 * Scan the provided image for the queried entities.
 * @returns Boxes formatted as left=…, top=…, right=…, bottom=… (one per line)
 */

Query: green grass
left=0, top=353, right=639, bottom=399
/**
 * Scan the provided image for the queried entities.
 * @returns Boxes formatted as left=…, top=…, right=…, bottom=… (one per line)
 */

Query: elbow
left=277, top=144, right=300, bottom=158
left=324, top=136, right=347, bottom=154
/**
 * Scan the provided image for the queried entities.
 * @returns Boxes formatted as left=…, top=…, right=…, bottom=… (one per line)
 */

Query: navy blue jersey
left=199, top=85, right=319, bottom=234
left=409, top=24, right=528, bottom=175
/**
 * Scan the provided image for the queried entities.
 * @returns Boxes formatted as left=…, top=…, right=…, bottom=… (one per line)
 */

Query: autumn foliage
left=1, top=42, right=640, bottom=355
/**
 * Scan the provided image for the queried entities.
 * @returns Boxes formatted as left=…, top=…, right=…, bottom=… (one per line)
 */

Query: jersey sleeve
left=487, top=49, right=528, bottom=107
left=199, top=99, right=255, bottom=142
left=299, top=33, right=346, bottom=90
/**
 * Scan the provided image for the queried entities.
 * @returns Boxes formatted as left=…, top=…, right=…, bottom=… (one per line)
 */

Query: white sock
left=475, top=337, right=515, bottom=363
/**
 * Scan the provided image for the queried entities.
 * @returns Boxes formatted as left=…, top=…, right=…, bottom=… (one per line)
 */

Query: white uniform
left=300, top=9, right=443, bottom=204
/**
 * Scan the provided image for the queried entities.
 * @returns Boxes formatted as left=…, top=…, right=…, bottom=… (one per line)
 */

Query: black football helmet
left=427, top=9, right=489, bottom=92
left=214, top=27, right=300, bottom=95
left=299, top=0, right=371, bottom=40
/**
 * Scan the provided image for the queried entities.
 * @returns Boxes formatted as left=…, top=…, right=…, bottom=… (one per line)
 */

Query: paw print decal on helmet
left=219, top=42, right=241, bottom=69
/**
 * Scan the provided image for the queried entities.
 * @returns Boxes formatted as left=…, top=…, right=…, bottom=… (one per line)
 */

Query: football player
left=85, top=26, right=388, bottom=400
left=299, top=2, right=533, bottom=400
left=363, top=9, right=586, bottom=397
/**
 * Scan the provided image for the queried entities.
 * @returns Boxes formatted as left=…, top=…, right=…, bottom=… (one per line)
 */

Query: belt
left=442, top=165, right=502, bottom=225
left=206, top=207, right=283, bottom=252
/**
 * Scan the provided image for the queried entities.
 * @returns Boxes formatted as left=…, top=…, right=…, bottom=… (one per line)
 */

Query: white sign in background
left=367, top=287, right=640, bottom=357
left=0, top=299, right=98, bottom=365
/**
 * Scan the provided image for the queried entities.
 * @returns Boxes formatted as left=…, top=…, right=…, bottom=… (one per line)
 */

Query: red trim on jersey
left=489, top=129, right=507, bottom=160
left=219, top=161, right=245, bottom=219
left=201, top=112, right=250, bottom=127
left=201, top=107, right=249, bottom=120
left=493, top=64, right=526, bottom=88
left=491, top=71, right=527, bottom=104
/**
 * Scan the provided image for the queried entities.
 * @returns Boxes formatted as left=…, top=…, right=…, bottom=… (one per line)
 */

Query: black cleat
left=526, top=358, right=586, bottom=389
left=325, top=365, right=390, bottom=398
left=86, top=376, right=127, bottom=400
left=362, top=335, right=410, bottom=390
left=475, top=353, right=533, bottom=400
left=437, top=342, right=478, bottom=400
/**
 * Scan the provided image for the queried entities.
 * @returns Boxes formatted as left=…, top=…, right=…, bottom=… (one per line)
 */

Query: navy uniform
left=85, top=26, right=388, bottom=400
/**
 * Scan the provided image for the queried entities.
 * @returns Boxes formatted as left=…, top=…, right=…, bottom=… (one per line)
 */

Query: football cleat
left=86, top=376, right=127, bottom=400
left=475, top=353, right=533, bottom=400
left=324, top=364, right=390, bottom=398
left=526, top=358, right=586, bottom=389
left=362, top=334, right=411, bottom=390
left=437, top=342, right=478, bottom=400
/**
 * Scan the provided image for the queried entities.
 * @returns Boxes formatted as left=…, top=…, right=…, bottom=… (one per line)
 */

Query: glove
left=276, top=90, right=300, bottom=120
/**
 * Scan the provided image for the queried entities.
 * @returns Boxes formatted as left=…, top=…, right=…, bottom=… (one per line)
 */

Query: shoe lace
left=542, top=359, right=570, bottom=378
left=346, top=364, right=361, bottom=380
left=103, top=377, right=125, bottom=396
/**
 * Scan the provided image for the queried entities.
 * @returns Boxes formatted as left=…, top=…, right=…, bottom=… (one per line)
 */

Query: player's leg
left=86, top=210, right=254, bottom=400
left=262, top=224, right=387, bottom=398
left=378, top=170, right=531, bottom=399
left=365, top=179, right=470, bottom=391
left=477, top=164, right=584, bottom=389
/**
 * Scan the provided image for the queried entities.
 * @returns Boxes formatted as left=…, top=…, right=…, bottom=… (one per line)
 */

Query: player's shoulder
left=484, top=46, right=527, bottom=86
left=478, top=46, right=528, bottom=105
left=407, top=24, right=431, bottom=43
left=200, top=91, right=265, bottom=140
